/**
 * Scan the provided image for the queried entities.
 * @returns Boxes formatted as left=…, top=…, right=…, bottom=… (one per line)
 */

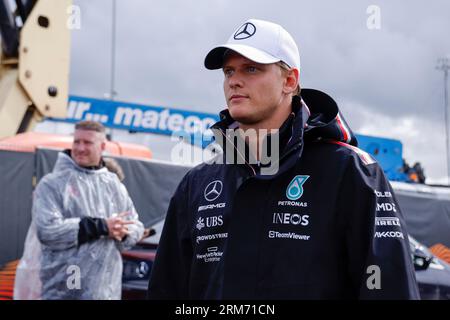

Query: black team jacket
left=147, top=88, right=420, bottom=300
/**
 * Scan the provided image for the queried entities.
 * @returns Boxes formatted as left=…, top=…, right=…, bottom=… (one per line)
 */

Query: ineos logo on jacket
left=204, top=180, right=223, bottom=202
left=273, top=213, right=309, bottom=226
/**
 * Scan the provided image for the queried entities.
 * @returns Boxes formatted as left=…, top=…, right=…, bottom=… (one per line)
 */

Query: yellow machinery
left=0, top=0, right=71, bottom=138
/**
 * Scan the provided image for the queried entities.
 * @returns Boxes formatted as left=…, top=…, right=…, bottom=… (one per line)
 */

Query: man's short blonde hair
left=277, top=61, right=301, bottom=96
left=75, top=121, right=106, bottom=133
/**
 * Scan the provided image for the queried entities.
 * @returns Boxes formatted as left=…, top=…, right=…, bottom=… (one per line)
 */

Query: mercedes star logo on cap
left=204, top=180, right=223, bottom=201
left=233, top=22, right=256, bottom=40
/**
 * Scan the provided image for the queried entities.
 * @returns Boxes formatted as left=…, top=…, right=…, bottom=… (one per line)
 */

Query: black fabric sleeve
left=337, top=152, right=420, bottom=299
left=147, top=175, right=193, bottom=299
left=78, top=217, right=109, bottom=245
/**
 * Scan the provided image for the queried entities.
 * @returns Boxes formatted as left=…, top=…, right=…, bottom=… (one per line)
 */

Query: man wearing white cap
left=148, top=19, right=419, bottom=299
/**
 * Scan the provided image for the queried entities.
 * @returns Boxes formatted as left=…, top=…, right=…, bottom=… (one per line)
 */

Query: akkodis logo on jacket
left=286, top=175, right=309, bottom=200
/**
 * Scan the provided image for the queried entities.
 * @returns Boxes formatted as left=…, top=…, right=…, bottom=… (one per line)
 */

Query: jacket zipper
left=219, top=129, right=256, bottom=176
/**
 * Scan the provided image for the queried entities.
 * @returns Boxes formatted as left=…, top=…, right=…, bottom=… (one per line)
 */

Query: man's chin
left=229, top=114, right=257, bottom=126
left=73, top=158, right=90, bottom=167
left=229, top=109, right=255, bottom=123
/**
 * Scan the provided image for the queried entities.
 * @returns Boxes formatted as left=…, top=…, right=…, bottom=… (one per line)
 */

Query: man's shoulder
left=37, top=166, right=76, bottom=188
left=39, top=171, right=63, bottom=184
left=34, top=173, right=63, bottom=196
left=175, top=161, right=229, bottom=192
left=186, top=159, right=225, bottom=177
left=306, top=139, right=377, bottom=166
left=313, top=140, right=388, bottom=185
left=327, top=140, right=376, bottom=165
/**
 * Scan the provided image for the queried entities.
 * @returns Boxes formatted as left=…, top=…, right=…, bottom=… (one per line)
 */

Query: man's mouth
left=229, top=94, right=249, bottom=102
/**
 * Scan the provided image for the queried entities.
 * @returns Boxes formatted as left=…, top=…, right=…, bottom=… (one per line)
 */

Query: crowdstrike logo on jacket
left=196, top=232, right=228, bottom=244
left=286, top=175, right=309, bottom=200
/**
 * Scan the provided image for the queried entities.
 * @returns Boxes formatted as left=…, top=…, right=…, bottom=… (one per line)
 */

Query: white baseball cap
left=204, top=19, right=300, bottom=71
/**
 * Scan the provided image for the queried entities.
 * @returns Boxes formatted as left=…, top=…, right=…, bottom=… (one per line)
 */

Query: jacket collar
left=63, top=149, right=106, bottom=171
left=209, top=88, right=358, bottom=178
left=210, top=95, right=308, bottom=177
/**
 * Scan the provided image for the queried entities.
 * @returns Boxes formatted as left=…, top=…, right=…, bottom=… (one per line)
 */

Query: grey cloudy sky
left=68, top=0, right=450, bottom=183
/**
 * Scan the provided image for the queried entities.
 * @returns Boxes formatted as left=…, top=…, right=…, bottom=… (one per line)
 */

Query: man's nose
left=227, top=73, right=243, bottom=88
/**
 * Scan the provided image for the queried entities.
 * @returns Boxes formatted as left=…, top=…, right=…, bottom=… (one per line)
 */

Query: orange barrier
left=0, top=132, right=152, bottom=159
left=0, top=260, right=19, bottom=300
left=429, top=243, right=450, bottom=265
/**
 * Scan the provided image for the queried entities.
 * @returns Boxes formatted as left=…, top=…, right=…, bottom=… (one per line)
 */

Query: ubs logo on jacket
left=196, top=215, right=224, bottom=230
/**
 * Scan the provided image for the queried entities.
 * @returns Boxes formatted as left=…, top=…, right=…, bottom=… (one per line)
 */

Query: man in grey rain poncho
left=14, top=121, right=144, bottom=300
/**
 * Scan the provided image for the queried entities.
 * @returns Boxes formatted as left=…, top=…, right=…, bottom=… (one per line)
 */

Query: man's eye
left=223, top=69, right=233, bottom=77
left=246, top=66, right=257, bottom=73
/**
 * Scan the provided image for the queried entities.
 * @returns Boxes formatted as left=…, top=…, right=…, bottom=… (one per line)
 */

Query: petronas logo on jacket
left=286, top=175, right=309, bottom=200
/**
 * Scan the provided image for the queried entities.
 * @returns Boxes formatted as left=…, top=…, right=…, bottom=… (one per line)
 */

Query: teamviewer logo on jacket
left=286, top=175, right=309, bottom=200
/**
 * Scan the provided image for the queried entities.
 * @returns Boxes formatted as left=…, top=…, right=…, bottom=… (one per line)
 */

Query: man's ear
left=100, top=135, right=106, bottom=151
left=283, top=68, right=299, bottom=94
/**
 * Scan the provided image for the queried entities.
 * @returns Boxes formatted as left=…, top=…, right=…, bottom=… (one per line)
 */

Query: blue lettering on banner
left=49, top=95, right=219, bottom=147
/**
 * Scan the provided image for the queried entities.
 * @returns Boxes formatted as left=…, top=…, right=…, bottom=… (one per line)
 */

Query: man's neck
left=64, top=150, right=104, bottom=170
left=237, top=102, right=293, bottom=161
